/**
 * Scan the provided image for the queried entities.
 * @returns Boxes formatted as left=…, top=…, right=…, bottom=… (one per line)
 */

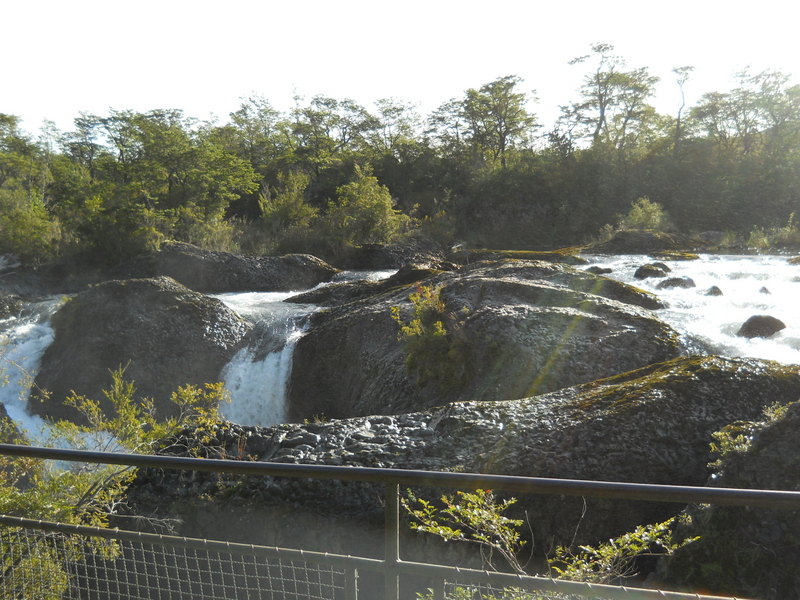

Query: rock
left=587, top=230, right=681, bottom=254
left=788, top=256, right=800, bottom=265
left=585, top=266, right=612, bottom=275
left=449, top=247, right=587, bottom=266
left=30, top=276, right=251, bottom=423
left=288, top=259, right=680, bottom=421
left=659, top=400, right=800, bottom=599
left=650, top=251, right=700, bottom=261
left=634, top=264, right=669, bottom=280
left=0, top=293, right=23, bottom=319
left=286, top=264, right=443, bottom=307
left=704, top=286, right=723, bottom=296
left=115, top=242, right=338, bottom=293
left=656, top=276, right=696, bottom=290
left=759, top=286, right=771, bottom=295
left=121, top=356, right=800, bottom=572
left=335, top=239, right=452, bottom=270
left=736, top=315, right=786, bottom=339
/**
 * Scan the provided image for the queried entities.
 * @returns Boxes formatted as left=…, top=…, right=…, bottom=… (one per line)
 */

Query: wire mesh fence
left=0, top=520, right=350, bottom=600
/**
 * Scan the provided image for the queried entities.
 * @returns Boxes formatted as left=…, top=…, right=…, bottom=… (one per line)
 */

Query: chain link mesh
left=1, top=525, right=346, bottom=600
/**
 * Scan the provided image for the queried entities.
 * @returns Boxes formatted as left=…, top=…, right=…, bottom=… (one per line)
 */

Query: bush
left=618, top=197, right=670, bottom=231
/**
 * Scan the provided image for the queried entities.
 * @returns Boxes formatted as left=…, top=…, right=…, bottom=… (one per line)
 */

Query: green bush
left=618, top=197, right=670, bottom=231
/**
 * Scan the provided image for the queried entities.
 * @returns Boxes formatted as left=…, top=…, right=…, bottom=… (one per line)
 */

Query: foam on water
left=585, top=254, right=800, bottom=365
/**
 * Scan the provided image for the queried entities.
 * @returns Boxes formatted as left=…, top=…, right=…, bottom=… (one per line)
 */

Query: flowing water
left=1, top=258, right=797, bottom=436
left=584, top=254, right=800, bottom=365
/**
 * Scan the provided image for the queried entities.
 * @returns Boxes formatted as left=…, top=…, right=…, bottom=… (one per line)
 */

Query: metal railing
left=3, top=443, right=796, bottom=600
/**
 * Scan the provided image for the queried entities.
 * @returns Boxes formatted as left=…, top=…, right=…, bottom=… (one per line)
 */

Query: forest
left=2, top=43, right=800, bottom=267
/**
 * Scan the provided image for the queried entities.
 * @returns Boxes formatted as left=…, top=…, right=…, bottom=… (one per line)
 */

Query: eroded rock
left=31, top=276, right=251, bottom=423
left=736, top=315, right=786, bottom=338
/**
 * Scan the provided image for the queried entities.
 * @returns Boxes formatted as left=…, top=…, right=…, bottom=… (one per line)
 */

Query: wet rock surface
left=288, top=259, right=679, bottom=421
left=31, top=276, right=251, bottom=423
left=123, top=356, right=800, bottom=567
left=736, top=314, right=786, bottom=338
left=656, top=276, right=696, bottom=290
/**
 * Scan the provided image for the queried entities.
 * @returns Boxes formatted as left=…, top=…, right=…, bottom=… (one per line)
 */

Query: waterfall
left=0, top=298, right=64, bottom=440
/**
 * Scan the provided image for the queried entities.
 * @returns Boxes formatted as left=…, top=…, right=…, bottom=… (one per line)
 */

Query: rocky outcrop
left=335, top=239, right=452, bottom=270
left=30, top=277, right=250, bottom=423
left=115, top=242, right=338, bottom=293
left=122, top=356, right=800, bottom=569
left=288, top=260, right=681, bottom=421
left=587, top=230, right=681, bottom=254
left=704, top=286, right=723, bottom=296
left=449, top=247, right=587, bottom=266
left=736, top=315, right=786, bottom=338
left=659, top=400, right=800, bottom=599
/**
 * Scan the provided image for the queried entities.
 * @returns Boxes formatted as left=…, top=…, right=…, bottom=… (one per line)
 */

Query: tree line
left=2, top=43, right=800, bottom=266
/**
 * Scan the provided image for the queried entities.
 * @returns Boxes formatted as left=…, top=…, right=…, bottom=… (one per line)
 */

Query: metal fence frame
left=3, top=443, right=798, bottom=600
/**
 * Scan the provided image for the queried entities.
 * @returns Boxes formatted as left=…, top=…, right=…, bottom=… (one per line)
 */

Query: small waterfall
left=214, top=291, right=320, bottom=427
left=0, top=298, right=64, bottom=440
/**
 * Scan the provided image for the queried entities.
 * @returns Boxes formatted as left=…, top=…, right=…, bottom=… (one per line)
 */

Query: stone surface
left=30, top=276, right=251, bottom=423
left=587, top=230, right=681, bottom=254
left=736, top=315, right=786, bottom=338
left=634, top=264, right=669, bottom=280
left=288, top=259, right=679, bottom=421
left=656, top=276, right=696, bottom=290
left=115, top=242, right=338, bottom=293
left=122, top=356, right=800, bottom=574
left=704, top=286, right=723, bottom=296
left=660, top=400, right=800, bottom=599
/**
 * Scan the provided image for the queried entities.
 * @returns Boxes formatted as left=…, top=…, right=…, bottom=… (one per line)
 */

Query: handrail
left=2, top=443, right=800, bottom=509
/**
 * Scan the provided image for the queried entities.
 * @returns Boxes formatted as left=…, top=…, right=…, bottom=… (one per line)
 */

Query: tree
left=461, top=75, right=536, bottom=168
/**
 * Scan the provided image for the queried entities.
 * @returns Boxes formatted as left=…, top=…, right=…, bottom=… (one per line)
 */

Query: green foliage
left=0, top=189, right=61, bottom=264
left=618, top=197, right=670, bottom=231
left=403, top=489, right=527, bottom=574
left=548, top=518, right=693, bottom=583
left=391, top=285, right=467, bottom=392
left=324, top=165, right=410, bottom=248
left=405, top=487, right=694, bottom=598
left=0, top=367, right=229, bottom=597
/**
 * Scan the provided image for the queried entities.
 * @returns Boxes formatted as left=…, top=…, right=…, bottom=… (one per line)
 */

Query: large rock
left=115, top=242, right=338, bottom=293
left=660, top=400, right=800, bottom=599
left=587, top=230, right=682, bottom=254
left=736, top=314, right=786, bottom=338
left=30, top=276, right=251, bottom=423
left=288, top=260, right=680, bottom=421
left=122, top=356, right=800, bottom=572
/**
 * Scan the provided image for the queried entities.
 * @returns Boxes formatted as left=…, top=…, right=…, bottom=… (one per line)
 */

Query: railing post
left=345, top=567, right=358, bottom=600
left=384, top=482, right=400, bottom=600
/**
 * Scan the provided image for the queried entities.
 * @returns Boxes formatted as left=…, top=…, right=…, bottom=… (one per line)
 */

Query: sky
left=4, top=0, right=800, bottom=135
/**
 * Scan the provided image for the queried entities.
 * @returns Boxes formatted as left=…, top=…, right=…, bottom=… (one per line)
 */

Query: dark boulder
left=656, top=276, right=696, bottom=290
left=335, top=239, right=452, bottom=270
left=122, top=356, right=800, bottom=569
left=587, top=230, right=681, bottom=254
left=704, top=286, right=724, bottom=297
left=115, top=242, right=338, bottom=293
left=288, top=260, right=680, bottom=421
left=634, top=264, right=669, bottom=280
left=30, top=276, right=251, bottom=423
left=660, top=400, right=800, bottom=599
left=736, top=315, right=786, bottom=338
left=585, top=266, right=612, bottom=274
left=759, top=286, right=771, bottom=295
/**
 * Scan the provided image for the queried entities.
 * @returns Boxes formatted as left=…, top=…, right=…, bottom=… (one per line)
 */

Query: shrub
left=618, top=197, right=670, bottom=231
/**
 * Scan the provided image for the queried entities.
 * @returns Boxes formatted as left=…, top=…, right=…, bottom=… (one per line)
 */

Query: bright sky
left=5, top=0, right=800, bottom=135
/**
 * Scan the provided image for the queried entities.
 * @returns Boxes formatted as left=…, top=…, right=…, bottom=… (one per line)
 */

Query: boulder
left=634, top=264, right=669, bottom=280
left=449, top=247, right=587, bottom=266
left=704, top=286, right=723, bottom=297
left=115, top=242, right=338, bottom=293
left=122, top=356, right=800, bottom=571
left=656, top=277, right=696, bottom=290
left=30, top=276, right=251, bottom=423
left=288, top=260, right=680, bottom=421
left=587, top=230, right=681, bottom=254
left=659, top=400, right=800, bottom=599
left=759, top=286, right=771, bottom=295
left=788, top=256, right=800, bottom=265
left=585, top=266, right=612, bottom=275
left=736, top=315, right=786, bottom=338
left=335, top=239, right=452, bottom=270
